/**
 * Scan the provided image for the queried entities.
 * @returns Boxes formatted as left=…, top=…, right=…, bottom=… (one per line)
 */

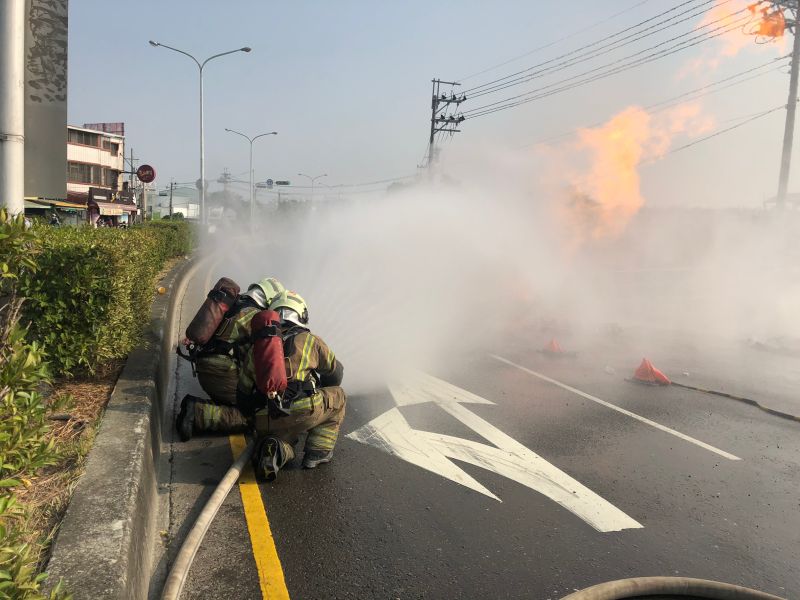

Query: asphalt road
left=152, top=262, right=800, bottom=600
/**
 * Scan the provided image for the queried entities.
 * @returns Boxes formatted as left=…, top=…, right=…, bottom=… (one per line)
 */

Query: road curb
left=46, top=256, right=198, bottom=600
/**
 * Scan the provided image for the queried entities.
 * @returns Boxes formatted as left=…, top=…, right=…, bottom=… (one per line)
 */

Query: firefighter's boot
left=302, top=449, right=333, bottom=469
left=177, top=395, right=196, bottom=442
left=254, top=437, right=292, bottom=482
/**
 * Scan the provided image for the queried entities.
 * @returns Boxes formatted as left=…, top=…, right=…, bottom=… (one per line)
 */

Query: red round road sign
left=137, top=164, right=156, bottom=183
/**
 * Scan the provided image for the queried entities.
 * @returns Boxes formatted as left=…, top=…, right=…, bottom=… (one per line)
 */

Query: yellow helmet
left=269, top=290, right=309, bottom=325
left=248, top=277, right=285, bottom=307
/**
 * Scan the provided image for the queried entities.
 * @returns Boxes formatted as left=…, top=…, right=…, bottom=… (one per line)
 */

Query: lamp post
left=297, top=172, right=327, bottom=202
left=149, top=41, right=251, bottom=225
left=225, top=129, right=277, bottom=222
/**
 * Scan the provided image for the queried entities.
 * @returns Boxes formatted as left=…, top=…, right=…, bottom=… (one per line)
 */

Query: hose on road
left=671, top=382, right=800, bottom=423
left=560, top=577, right=786, bottom=600
left=160, top=438, right=256, bottom=600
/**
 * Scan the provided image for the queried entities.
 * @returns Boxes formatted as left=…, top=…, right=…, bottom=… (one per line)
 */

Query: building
left=67, top=123, right=137, bottom=224
left=154, top=186, right=200, bottom=220
left=67, top=124, right=124, bottom=202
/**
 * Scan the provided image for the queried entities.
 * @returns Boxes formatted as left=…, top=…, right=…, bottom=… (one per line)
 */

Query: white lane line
left=490, top=354, right=741, bottom=462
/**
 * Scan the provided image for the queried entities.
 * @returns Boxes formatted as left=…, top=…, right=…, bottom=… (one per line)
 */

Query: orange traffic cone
left=632, top=358, right=671, bottom=385
left=543, top=338, right=564, bottom=354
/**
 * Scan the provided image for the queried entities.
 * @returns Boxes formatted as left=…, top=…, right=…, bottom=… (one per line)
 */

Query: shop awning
left=25, top=198, right=86, bottom=212
left=50, top=200, right=87, bottom=210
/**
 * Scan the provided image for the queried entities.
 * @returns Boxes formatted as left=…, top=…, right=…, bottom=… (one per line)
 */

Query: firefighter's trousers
left=190, top=386, right=346, bottom=453
left=195, top=355, right=239, bottom=406
left=255, top=386, right=347, bottom=454
left=190, top=398, right=249, bottom=434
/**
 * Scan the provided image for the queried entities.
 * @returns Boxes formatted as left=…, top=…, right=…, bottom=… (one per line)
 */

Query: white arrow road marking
left=347, top=407, right=499, bottom=501
left=389, top=372, right=495, bottom=407
left=346, top=373, right=642, bottom=532
left=491, top=354, right=741, bottom=461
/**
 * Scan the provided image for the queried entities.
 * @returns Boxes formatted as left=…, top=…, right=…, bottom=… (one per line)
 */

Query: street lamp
left=297, top=173, right=327, bottom=201
left=225, top=129, right=277, bottom=223
left=149, top=41, right=251, bottom=225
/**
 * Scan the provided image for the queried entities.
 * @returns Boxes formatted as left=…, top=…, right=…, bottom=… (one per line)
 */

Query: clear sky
left=67, top=0, right=792, bottom=207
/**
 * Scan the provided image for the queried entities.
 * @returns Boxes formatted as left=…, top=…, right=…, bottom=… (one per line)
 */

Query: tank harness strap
left=208, top=288, right=237, bottom=305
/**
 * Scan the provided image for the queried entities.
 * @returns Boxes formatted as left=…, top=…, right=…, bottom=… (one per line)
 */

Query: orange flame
left=682, top=0, right=786, bottom=75
left=702, top=0, right=755, bottom=59
left=560, top=102, right=714, bottom=244
left=563, top=107, right=650, bottom=242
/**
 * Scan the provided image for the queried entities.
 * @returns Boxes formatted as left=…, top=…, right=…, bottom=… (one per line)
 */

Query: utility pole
left=0, top=0, right=25, bottom=214
left=776, top=1, right=800, bottom=209
left=427, top=78, right=466, bottom=168
left=126, top=147, right=139, bottom=192
left=141, top=183, right=148, bottom=221
left=168, top=179, right=174, bottom=219
left=219, top=168, right=231, bottom=199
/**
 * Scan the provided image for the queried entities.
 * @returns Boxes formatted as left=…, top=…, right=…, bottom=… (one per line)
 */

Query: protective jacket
left=195, top=297, right=261, bottom=404
left=237, top=325, right=343, bottom=410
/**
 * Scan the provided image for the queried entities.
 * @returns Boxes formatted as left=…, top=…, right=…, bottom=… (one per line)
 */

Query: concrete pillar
left=0, top=0, right=26, bottom=214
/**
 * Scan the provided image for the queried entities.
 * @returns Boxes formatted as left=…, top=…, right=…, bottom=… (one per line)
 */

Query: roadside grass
left=15, top=362, right=122, bottom=571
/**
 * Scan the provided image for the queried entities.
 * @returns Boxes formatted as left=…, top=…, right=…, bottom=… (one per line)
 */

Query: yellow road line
left=229, top=434, right=291, bottom=600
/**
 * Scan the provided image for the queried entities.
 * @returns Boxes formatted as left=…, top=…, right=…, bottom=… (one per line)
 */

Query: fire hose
left=561, top=577, right=786, bottom=600
left=670, top=382, right=800, bottom=423
left=160, top=438, right=256, bottom=600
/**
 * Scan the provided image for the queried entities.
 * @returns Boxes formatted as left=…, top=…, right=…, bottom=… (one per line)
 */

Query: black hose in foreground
left=561, top=577, right=786, bottom=600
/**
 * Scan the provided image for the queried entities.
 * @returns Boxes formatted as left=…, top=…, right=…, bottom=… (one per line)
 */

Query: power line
left=457, top=0, right=656, bottom=82
left=660, top=104, right=785, bottom=156
left=643, top=56, right=789, bottom=111
left=231, top=174, right=417, bottom=190
left=464, top=14, right=752, bottom=120
left=463, top=8, right=750, bottom=115
left=465, top=1, right=738, bottom=102
left=464, top=0, right=723, bottom=98
left=520, top=56, right=789, bottom=147
left=328, top=175, right=416, bottom=188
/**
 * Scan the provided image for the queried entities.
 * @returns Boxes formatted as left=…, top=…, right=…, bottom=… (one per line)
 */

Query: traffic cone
left=543, top=338, right=564, bottom=354
left=632, top=358, right=671, bottom=385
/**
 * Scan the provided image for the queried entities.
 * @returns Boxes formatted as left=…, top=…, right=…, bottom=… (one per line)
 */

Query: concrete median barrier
left=46, top=256, right=200, bottom=600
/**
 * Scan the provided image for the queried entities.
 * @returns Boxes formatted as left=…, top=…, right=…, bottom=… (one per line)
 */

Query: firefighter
left=176, top=277, right=284, bottom=439
left=246, top=290, right=345, bottom=479
left=178, top=291, right=346, bottom=480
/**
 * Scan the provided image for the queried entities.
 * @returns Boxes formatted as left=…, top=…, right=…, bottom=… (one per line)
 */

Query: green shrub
left=0, top=210, right=69, bottom=599
left=19, top=222, right=194, bottom=376
left=138, top=221, right=194, bottom=262
left=0, top=496, right=69, bottom=600
left=0, top=329, right=54, bottom=488
left=20, top=228, right=158, bottom=375
left=0, top=211, right=55, bottom=489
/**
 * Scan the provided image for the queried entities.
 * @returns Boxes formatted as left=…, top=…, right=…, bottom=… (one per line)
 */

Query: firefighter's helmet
left=269, top=290, right=309, bottom=325
left=248, top=278, right=285, bottom=308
